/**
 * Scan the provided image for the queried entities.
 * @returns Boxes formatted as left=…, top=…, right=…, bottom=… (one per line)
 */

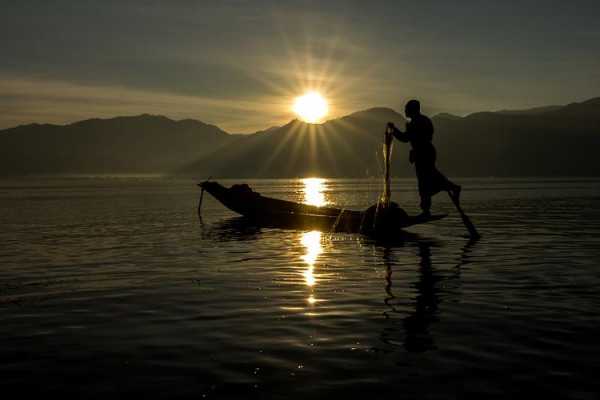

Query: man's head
left=404, top=99, right=420, bottom=119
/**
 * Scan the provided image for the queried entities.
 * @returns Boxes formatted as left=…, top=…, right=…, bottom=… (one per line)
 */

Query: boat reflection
left=302, top=178, right=328, bottom=207
left=199, top=216, right=263, bottom=242
left=300, top=230, right=323, bottom=303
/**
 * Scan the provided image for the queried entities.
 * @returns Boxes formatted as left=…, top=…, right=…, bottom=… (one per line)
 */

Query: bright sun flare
left=293, top=91, right=329, bottom=123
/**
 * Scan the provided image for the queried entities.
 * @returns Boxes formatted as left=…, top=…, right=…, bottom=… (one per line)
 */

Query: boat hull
left=198, top=181, right=445, bottom=235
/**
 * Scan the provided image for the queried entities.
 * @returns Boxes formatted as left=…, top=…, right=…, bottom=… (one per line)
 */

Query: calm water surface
left=1, top=177, right=599, bottom=399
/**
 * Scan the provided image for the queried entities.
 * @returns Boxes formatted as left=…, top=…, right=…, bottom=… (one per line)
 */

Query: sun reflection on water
left=300, top=230, right=324, bottom=309
left=301, top=230, right=322, bottom=288
left=302, top=178, right=328, bottom=207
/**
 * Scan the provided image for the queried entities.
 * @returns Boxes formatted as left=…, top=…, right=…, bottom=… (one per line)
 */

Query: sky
left=1, top=0, right=599, bottom=132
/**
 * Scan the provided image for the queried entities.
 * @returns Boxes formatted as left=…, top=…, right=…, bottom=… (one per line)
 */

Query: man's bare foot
left=418, top=210, right=431, bottom=218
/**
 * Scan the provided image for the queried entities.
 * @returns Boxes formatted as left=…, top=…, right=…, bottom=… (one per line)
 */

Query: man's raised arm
left=387, top=122, right=409, bottom=142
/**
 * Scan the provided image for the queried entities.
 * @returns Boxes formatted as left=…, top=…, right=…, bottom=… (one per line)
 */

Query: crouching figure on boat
left=387, top=99, right=461, bottom=217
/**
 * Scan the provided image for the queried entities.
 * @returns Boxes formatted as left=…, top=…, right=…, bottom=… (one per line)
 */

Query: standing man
left=388, top=99, right=461, bottom=217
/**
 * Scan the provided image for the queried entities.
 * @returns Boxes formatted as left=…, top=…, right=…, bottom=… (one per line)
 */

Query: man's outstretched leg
left=447, top=180, right=461, bottom=205
left=437, top=172, right=461, bottom=205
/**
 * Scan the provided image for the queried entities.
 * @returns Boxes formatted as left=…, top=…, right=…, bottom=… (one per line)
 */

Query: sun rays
left=236, top=19, right=376, bottom=128
left=251, top=114, right=372, bottom=179
left=241, top=23, right=384, bottom=178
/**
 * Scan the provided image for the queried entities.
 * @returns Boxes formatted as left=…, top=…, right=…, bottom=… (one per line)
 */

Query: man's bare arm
left=388, top=123, right=409, bottom=142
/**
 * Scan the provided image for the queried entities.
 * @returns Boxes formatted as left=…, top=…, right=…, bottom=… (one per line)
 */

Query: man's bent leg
left=419, top=192, right=432, bottom=216
left=416, top=165, right=434, bottom=216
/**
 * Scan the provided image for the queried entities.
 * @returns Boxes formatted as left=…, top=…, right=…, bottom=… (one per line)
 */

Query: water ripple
left=1, top=177, right=599, bottom=398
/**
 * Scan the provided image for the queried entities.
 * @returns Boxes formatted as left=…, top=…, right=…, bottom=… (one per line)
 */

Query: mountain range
left=0, top=115, right=236, bottom=175
left=1, top=97, right=599, bottom=177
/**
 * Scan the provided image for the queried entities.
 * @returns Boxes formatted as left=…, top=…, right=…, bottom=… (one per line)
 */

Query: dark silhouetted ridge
left=2, top=97, right=600, bottom=177
left=0, top=114, right=233, bottom=175
left=180, top=98, right=600, bottom=178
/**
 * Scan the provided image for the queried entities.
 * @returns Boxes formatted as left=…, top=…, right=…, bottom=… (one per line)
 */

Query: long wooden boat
left=198, top=181, right=446, bottom=235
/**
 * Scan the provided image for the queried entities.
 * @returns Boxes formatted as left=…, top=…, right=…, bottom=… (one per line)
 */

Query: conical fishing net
left=381, top=127, right=394, bottom=208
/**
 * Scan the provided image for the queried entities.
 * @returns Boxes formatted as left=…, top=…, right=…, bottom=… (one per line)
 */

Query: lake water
left=1, top=177, right=599, bottom=399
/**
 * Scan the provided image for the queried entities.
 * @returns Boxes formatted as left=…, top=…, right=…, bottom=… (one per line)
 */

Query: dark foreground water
left=1, top=177, right=599, bottom=399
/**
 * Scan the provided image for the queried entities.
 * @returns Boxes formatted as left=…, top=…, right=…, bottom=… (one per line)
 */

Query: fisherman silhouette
left=388, top=100, right=461, bottom=217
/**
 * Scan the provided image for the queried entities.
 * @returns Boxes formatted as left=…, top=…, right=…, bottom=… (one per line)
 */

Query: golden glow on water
left=301, top=231, right=322, bottom=288
left=300, top=230, right=323, bottom=308
left=303, top=268, right=316, bottom=287
left=302, top=178, right=328, bottom=207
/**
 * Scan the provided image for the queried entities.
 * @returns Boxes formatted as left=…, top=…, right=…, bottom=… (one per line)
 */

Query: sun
left=293, top=91, right=329, bottom=123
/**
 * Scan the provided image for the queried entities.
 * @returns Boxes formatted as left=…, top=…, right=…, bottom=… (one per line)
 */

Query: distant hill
left=1, top=98, right=599, bottom=177
left=432, top=97, right=600, bottom=177
left=177, top=107, right=407, bottom=178
left=179, top=98, right=600, bottom=178
left=0, top=114, right=234, bottom=175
